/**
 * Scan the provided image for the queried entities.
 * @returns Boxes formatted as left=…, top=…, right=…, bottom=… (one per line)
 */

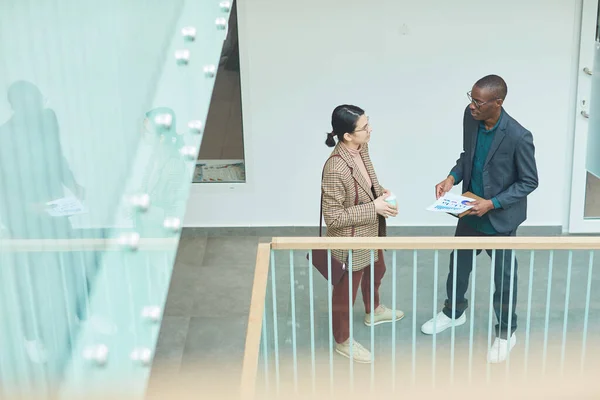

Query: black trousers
left=442, top=219, right=518, bottom=339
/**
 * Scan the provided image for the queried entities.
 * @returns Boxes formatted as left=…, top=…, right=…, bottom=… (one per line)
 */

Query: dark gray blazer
left=450, top=106, right=539, bottom=234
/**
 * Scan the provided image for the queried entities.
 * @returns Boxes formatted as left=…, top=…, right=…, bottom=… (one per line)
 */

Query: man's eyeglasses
left=467, top=91, right=499, bottom=108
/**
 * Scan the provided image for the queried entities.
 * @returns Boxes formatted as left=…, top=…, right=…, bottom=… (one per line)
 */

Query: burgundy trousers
left=331, top=250, right=386, bottom=344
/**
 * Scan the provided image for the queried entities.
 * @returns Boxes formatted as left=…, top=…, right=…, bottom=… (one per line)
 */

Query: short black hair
left=474, top=75, right=508, bottom=100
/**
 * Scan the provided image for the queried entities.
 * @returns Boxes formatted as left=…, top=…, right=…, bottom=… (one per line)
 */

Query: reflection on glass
left=0, top=80, right=85, bottom=240
left=196, top=1, right=246, bottom=183
left=585, top=41, right=600, bottom=219
left=0, top=80, right=96, bottom=396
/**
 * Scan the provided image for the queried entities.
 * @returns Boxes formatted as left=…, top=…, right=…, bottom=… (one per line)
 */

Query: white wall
left=185, top=0, right=581, bottom=228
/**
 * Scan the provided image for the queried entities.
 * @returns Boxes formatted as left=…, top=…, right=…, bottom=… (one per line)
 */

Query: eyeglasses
left=353, top=117, right=370, bottom=133
left=467, top=91, right=499, bottom=108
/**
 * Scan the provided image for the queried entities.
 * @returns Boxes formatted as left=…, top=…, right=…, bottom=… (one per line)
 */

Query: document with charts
left=426, top=192, right=474, bottom=214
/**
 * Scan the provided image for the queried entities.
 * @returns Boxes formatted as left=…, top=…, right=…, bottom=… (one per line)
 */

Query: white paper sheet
left=426, top=192, right=475, bottom=214
left=45, top=197, right=87, bottom=217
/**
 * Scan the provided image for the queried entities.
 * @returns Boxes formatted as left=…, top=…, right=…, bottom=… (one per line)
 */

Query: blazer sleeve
left=449, top=107, right=471, bottom=184
left=494, top=130, right=539, bottom=208
left=322, top=160, right=378, bottom=229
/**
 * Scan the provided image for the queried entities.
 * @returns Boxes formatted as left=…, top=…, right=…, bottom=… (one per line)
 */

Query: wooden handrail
left=0, top=238, right=179, bottom=252
left=271, top=236, right=600, bottom=250
left=240, top=243, right=271, bottom=400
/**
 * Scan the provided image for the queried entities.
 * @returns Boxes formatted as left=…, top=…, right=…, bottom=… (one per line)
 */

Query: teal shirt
left=451, top=112, right=503, bottom=234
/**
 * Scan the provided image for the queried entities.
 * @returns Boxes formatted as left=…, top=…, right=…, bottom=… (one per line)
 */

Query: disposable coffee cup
left=384, top=192, right=397, bottom=208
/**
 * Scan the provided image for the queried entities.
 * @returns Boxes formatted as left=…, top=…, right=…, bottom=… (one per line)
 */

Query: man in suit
left=420, top=75, right=539, bottom=363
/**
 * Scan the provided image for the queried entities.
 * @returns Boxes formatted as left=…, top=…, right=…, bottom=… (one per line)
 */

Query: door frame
left=568, top=0, right=600, bottom=233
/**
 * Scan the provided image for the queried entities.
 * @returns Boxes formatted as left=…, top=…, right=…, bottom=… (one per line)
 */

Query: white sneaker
left=487, top=333, right=516, bottom=363
left=421, top=311, right=466, bottom=335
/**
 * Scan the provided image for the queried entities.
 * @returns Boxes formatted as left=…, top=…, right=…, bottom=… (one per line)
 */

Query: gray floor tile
left=174, top=236, right=207, bottom=267
left=163, top=265, right=200, bottom=317
left=181, top=316, right=248, bottom=368
left=191, top=264, right=255, bottom=317
left=202, top=236, right=259, bottom=266
left=152, top=316, right=190, bottom=372
left=584, top=172, right=600, bottom=218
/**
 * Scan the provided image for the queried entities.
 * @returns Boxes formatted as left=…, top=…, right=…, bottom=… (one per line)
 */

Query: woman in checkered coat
left=322, top=104, right=405, bottom=363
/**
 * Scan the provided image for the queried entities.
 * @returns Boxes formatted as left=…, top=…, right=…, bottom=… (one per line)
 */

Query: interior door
left=568, top=0, right=600, bottom=233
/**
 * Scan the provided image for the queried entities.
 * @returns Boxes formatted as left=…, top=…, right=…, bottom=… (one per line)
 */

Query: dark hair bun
left=325, top=132, right=336, bottom=147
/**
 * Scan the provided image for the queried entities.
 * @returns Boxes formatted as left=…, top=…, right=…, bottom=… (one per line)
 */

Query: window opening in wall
left=583, top=0, right=600, bottom=218
left=596, top=0, right=599, bottom=41
left=194, top=1, right=245, bottom=183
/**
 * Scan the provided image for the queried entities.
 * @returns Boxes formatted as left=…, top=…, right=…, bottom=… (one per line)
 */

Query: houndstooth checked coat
left=321, top=142, right=387, bottom=271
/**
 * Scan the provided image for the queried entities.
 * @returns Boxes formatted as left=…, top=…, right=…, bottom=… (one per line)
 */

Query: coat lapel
left=363, top=157, right=379, bottom=198
left=484, top=110, right=508, bottom=167
left=469, top=120, right=478, bottom=165
left=336, top=143, right=374, bottom=201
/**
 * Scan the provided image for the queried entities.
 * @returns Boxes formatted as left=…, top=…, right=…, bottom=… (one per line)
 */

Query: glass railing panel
left=0, top=0, right=231, bottom=398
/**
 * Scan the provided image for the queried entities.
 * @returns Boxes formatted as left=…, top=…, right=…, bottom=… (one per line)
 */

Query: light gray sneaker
left=364, top=305, right=405, bottom=327
left=335, top=339, right=372, bottom=363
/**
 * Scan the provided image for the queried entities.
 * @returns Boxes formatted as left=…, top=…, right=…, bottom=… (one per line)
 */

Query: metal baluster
left=370, top=250, right=375, bottom=386
left=542, top=251, right=554, bottom=376
left=560, top=251, right=573, bottom=376
left=348, top=250, right=354, bottom=390
left=581, top=251, right=594, bottom=373
left=288, top=250, right=298, bottom=392
left=262, top=308, right=269, bottom=392
left=327, top=250, right=334, bottom=394
left=308, top=251, right=316, bottom=393
left=412, top=250, right=417, bottom=385
left=468, top=250, right=477, bottom=383
left=450, top=249, right=458, bottom=384
left=392, top=250, right=397, bottom=391
left=348, top=250, right=354, bottom=389
left=524, top=250, right=535, bottom=379
left=486, top=250, right=496, bottom=382
left=269, top=251, right=280, bottom=393
left=505, top=250, right=517, bottom=373
left=432, top=250, right=439, bottom=387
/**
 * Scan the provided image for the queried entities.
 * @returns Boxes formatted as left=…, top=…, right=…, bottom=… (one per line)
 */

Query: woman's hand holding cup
left=374, top=192, right=398, bottom=218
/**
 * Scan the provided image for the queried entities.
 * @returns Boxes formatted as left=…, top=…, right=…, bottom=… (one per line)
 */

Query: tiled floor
left=147, top=233, right=259, bottom=394
left=147, top=227, right=600, bottom=395
left=584, top=172, right=600, bottom=218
